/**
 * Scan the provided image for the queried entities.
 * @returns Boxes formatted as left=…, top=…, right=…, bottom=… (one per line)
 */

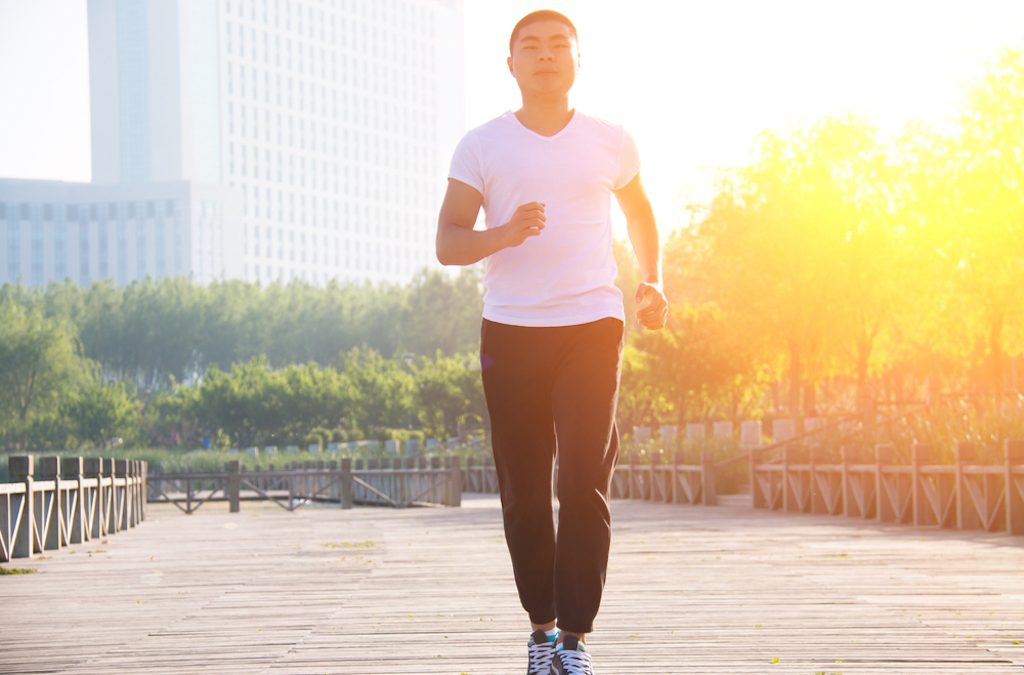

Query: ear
left=506, top=55, right=514, bottom=75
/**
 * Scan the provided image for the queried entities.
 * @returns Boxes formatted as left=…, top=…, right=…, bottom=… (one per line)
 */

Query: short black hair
left=509, top=10, right=578, bottom=55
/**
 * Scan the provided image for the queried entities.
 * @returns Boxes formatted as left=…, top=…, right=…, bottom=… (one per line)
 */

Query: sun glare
left=465, top=0, right=1024, bottom=231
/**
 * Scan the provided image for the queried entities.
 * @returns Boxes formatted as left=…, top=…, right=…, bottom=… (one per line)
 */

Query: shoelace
left=556, top=647, right=593, bottom=674
left=528, top=639, right=555, bottom=674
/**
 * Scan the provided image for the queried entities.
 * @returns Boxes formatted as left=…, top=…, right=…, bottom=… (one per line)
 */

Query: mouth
left=534, top=70, right=558, bottom=75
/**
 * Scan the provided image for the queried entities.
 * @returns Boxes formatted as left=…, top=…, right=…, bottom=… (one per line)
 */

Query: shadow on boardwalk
left=1, top=495, right=1023, bottom=674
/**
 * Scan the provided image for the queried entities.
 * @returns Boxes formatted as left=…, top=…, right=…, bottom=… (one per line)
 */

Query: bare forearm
left=626, top=212, right=661, bottom=283
left=436, top=221, right=507, bottom=266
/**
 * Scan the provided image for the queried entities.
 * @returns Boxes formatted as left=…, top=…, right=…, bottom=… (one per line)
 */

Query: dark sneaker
left=527, top=629, right=558, bottom=674
left=550, top=634, right=593, bottom=674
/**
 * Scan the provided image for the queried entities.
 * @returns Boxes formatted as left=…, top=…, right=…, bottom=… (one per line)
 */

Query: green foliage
left=0, top=299, right=93, bottom=451
left=61, top=381, right=142, bottom=450
left=2, top=268, right=484, bottom=388
left=623, top=303, right=766, bottom=425
left=338, top=347, right=415, bottom=434
left=412, top=351, right=485, bottom=439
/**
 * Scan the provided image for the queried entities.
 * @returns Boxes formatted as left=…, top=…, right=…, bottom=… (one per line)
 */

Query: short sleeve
left=613, top=127, right=641, bottom=190
left=447, top=132, right=485, bottom=195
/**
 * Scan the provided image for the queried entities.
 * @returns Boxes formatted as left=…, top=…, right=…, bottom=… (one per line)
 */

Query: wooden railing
left=462, top=451, right=718, bottom=506
left=147, top=457, right=463, bottom=513
left=0, top=455, right=147, bottom=563
left=751, top=440, right=1024, bottom=534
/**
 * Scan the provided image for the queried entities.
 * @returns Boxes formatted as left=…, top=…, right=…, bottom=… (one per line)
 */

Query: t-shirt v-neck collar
left=507, top=109, right=578, bottom=141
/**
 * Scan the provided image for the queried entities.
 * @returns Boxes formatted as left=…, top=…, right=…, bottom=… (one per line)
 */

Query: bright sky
left=1, top=0, right=1023, bottom=233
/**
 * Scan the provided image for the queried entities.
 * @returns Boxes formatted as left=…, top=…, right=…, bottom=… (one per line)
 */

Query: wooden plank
left=0, top=496, right=1022, bottom=673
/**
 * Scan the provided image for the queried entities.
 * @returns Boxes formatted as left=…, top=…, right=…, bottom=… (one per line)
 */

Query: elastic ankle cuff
left=555, top=622, right=592, bottom=634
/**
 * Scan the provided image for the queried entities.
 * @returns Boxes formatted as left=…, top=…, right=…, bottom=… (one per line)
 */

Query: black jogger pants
left=480, top=316, right=624, bottom=634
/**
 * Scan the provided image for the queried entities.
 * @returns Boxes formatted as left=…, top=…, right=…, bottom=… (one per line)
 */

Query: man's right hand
left=499, top=202, right=545, bottom=248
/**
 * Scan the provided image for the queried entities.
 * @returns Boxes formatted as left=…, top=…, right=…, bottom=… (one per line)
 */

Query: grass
left=320, top=540, right=378, bottom=549
left=0, top=566, right=38, bottom=575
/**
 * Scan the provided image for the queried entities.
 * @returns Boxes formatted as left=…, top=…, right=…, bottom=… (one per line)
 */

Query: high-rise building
left=87, top=0, right=464, bottom=285
left=1, top=0, right=463, bottom=288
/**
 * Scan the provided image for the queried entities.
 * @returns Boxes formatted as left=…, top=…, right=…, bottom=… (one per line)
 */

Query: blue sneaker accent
left=550, top=634, right=593, bottom=674
left=528, top=629, right=558, bottom=674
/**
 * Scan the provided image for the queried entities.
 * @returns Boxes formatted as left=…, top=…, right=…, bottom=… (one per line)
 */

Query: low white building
left=0, top=179, right=241, bottom=286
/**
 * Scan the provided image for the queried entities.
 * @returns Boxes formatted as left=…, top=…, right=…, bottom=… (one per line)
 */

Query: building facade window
left=6, top=222, right=20, bottom=283
left=79, top=222, right=90, bottom=285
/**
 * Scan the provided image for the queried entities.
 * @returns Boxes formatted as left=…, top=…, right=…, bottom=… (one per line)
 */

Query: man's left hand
left=635, top=282, right=669, bottom=330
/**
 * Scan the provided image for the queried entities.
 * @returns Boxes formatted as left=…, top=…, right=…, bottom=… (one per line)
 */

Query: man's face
left=507, top=20, right=579, bottom=97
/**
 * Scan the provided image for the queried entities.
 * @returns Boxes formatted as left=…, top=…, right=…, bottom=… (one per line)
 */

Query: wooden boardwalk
left=2, top=495, right=1023, bottom=674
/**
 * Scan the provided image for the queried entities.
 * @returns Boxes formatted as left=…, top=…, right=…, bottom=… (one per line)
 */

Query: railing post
left=749, top=447, right=761, bottom=509
left=806, top=446, right=823, bottom=514
left=955, top=441, right=975, bottom=530
left=429, top=456, right=441, bottom=505
left=622, top=452, right=633, bottom=499
left=781, top=444, right=791, bottom=512
left=140, top=461, right=147, bottom=522
left=226, top=460, right=241, bottom=513
left=39, top=456, right=62, bottom=550
left=465, top=456, right=475, bottom=493
left=1004, top=440, right=1023, bottom=535
left=672, top=451, right=684, bottom=505
left=131, top=460, right=141, bottom=525
left=482, top=454, right=495, bottom=493
left=83, top=457, right=102, bottom=539
left=875, top=444, right=891, bottom=523
left=10, top=455, right=34, bottom=559
left=103, top=458, right=117, bottom=534
left=340, top=458, right=353, bottom=509
left=128, top=458, right=138, bottom=528
left=701, top=449, right=717, bottom=506
left=840, top=446, right=851, bottom=518
left=637, top=452, right=650, bottom=500
left=447, top=455, right=462, bottom=507
left=326, top=460, right=339, bottom=503
left=911, top=443, right=925, bottom=527
left=63, top=457, right=86, bottom=544
left=380, top=458, right=392, bottom=505
left=286, top=464, right=295, bottom=511
left=115, top=459, right=130, bottom=529
left=651, top=452, right=663, bottom=502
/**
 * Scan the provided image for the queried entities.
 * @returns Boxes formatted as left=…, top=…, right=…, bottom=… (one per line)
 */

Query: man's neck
left=514, top=97, right=574, bottom=137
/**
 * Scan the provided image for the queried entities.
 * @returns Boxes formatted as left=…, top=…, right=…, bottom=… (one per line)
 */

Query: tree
left=624, top=303, right=764, bottom=425
left=949, top=47, right=1024, bottom=395
left=400, top=268, right=483, bottom=356
left=0, top=300, right=90, bottom=450
left=697, top=116, right=895, bottom=424
left=337, top=347, right=414, bottom=434
left=62, top=381, right=141, bottom=450
left=413, top=351, right=485, bottom=438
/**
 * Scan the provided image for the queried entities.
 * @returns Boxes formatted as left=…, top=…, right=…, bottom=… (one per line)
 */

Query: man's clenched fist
left=500, top=202, right=546, bottom=248
left=635, top=281, right=669, bottom=330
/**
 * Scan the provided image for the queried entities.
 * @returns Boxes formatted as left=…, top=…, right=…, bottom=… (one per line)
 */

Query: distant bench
left=0, top=455, right=146, bottom=563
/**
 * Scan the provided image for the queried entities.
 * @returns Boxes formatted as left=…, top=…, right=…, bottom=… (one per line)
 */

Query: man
left=436, top=9, right=668, bottom=674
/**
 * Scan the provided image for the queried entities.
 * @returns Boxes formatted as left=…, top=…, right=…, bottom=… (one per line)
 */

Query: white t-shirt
left=448, top=110, right=640, bottom=327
